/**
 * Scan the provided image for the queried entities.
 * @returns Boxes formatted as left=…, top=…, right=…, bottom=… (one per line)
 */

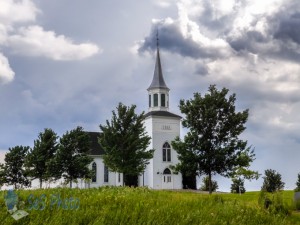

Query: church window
left=162, top=142, right=171, bottom=162
left=161, top=94, right=165, bottom=107
left=118, top=173, right=121, bottom=183
left=104, top=165, right=109, bottom=182
left=154, top=94, right=158, bottom=106
left=92, top=162, right=97, bottom=182
left=167, top=94, right=169, bottom=107
left=149, top=95, right=151, bottom=107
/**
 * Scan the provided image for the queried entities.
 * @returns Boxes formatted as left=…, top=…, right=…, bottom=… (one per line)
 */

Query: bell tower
left=142, top=32, right=182, bottom=189
left=147, top=33, right=169, bottom=112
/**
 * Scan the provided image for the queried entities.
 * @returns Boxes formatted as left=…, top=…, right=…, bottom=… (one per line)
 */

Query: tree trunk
left=70, top=180, right=72, bottom=188
left=39, top=178, right=42, bottom=189
left=182, top=173, right=197, bottom=189
left=124, top=174, right=138, bottom=187
left=208, top=172, right=212, bottom=194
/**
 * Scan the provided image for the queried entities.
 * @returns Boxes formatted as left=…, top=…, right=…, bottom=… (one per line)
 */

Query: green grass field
left=0, top=187, right=299, bottom=225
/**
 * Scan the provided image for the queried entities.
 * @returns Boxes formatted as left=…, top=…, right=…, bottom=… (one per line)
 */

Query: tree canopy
left=2, top=146, right=31, bottom=189
left=52, top=126, right=93, bottom=188
left=172, top=85, right=255, bottom=193
left=231, top=177, right=246, bottom=194
left=25, top=128, right=58, bottom=188
left=261, top=169, right=285, bottom=192
left=99, top=103, right=154, bottom=186
left=296, top=173, right=300, bottom=192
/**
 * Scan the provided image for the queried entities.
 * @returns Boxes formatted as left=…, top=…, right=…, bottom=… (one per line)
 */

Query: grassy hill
left=0, top=187, right=300, bottom=224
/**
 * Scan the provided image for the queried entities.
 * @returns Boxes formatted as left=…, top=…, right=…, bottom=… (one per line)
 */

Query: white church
left=87, top=44, right=183, bottom=189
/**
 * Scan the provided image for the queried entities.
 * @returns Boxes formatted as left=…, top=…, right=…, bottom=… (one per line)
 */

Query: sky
left=1, top=0, right=300, bottom=191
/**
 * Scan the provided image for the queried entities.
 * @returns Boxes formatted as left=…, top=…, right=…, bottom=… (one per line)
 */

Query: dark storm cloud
left=274, top=12, right=300, bottom=44
left=227, top=1, right=300, bottom=62
left=138, top=21, right=230, bottom=60
left=139, top=0, right=300, bottom=64
left=227, top=30, right=269, bottom=54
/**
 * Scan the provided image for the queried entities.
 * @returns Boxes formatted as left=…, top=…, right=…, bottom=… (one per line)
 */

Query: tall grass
left=0, top=187, right=299, bottom=225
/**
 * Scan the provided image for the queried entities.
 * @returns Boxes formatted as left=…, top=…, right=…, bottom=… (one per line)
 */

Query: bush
left=261, top=169, right=285, bottom=192
left=295, top=173, right=300, bottom=192
left=200, top=176, right=218, bottom=192
left=258, top=191, right=291, bottom=215
left=231, top=178, right=246, bottom=194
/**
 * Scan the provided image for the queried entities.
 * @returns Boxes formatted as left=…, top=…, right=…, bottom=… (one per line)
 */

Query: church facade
left=88, top=45, right=182, bottom=189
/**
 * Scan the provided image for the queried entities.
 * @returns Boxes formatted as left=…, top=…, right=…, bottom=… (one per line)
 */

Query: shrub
left=200, top=176, right=218, bottom=192
left=261, top=169, right=285, bottom=192
left=231, top=178, right=246, bottom=194
left=258, top=191, right=291, bottom=215
left=295, top=173, right=300, bottom=192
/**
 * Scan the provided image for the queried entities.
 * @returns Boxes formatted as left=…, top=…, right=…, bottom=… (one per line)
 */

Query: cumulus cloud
left=140, top=0, right=300, bottom=63
left=0, top=0, right=101, bottom=84
left=0, top=53, right=14, bottom=84
left=9, top=26, right=100, bottom=60
left=0, top=0, right=39, bottom=25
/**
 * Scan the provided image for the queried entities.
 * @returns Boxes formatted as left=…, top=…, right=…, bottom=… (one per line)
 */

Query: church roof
left=147, top=48, right=169, bottom=91
left=145, top=110, right=181, bottom=119
left=86, top=131, right=105, bottom=156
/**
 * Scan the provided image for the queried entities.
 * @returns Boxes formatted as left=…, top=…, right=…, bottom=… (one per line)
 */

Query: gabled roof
left=86, top=132, right=105, bottom=156
left=145, top=110, right=181, bottom=119
left=147, top=48, right=169, bottom=91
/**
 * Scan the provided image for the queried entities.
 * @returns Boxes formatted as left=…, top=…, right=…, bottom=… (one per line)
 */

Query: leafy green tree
left=261, top=169, right=285, bottom=192
left=200, top=176, right=218, bottom=192
left=2, top=146, right=31, bottom=189
left=231, top=177, right=246, bottom=194
left=0, top=163, right=5, bottom=188
left=170, top=143, right=198, bottom=189
left=99, top=103, right=154, bottom=186
left=172, top=85, right=255, bottom=194
left=53, top=126, right=93, bottom=188
left=295, top=173, right=300, bottom=192
left=25, top=128, right=59, bottom=188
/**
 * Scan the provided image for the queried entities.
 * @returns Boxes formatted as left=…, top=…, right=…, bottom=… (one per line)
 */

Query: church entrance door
left=162, top=168, right=173, bottom=189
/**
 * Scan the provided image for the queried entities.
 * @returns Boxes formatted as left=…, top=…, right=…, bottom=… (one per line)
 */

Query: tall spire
left=147, top=30, right=169, bottom=91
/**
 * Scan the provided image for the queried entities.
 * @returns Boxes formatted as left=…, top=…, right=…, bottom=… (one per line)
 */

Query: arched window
left=154, top=94, right=158, bottom=107
left=163, top=168, right=171, bottom=174
left=92, top=162, right=97, bottom=182
left=162, top=142, right=171, bottom=162
left=104, top=165, right=109, bottom=182
left=161, top=94, right=165, bottom=107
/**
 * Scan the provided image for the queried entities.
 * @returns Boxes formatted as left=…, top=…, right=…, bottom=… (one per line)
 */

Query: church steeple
left=147, top=32, right=170, bottom=111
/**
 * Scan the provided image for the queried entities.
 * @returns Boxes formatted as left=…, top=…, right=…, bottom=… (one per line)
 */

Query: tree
left=200, top=176, right=218, bottom=192
left=25, top=128, right=59, bottom=188
left=2, top=146, right=31, bottom=189
left=295, top=173, right=300, bottom=192
left=53, top=126, right=93, bottom=188
left=172, top=85, right=255, bottom=194
left=231, top=177, right=246, bottom=194
left=261, top=169, right=285, bottom=192
left=170, top=142, right=198, bottom=189
left=99, top=103, right=154, bottom=186
left=229, top=162, right=260, bottom=194
left=0, top=163, right=5, bottom=188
